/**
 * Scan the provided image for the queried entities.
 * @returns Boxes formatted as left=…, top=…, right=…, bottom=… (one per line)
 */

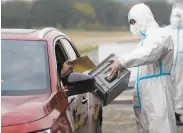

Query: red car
left=1, top=28, right=103, bottom=133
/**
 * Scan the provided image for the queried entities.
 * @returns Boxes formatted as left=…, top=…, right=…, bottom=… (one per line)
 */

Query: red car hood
left=1, top=93, right=50, bottom=127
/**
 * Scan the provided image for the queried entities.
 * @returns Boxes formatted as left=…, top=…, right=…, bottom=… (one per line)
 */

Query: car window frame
left=60, top=38, right=77, bottom=60
left=53, top=36, right=69, bottom=88
left=60, top=38, right=80, bottom=58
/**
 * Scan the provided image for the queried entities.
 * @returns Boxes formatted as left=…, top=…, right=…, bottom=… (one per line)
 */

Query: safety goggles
left=129, top=19, right=136, bottom=25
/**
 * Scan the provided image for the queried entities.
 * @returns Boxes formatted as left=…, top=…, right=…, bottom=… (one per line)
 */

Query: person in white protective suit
left=106, top=3, right=177, bottom=133
left=168, top=2, right=183, bottom=126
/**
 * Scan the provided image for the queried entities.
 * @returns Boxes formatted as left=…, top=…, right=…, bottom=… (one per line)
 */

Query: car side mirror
left=64, top=72, right=95, bottom=96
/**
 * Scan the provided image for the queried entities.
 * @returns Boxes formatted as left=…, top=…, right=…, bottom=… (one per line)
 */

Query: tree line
left=1, top=0, right=172, bottom=30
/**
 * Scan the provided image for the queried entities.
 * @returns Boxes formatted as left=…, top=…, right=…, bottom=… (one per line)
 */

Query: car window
left=61, top=39, right=77, bottom=60
left=54, top=40, right=68, bottom=87
left=1, top=40, right=50, bottom=96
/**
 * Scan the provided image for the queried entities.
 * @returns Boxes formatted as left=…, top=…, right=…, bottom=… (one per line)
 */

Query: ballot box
left=88, top=54, right=131, bottom=106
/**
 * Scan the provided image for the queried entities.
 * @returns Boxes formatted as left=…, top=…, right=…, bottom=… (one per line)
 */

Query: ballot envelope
left=88, top=54, right=131, bottom=106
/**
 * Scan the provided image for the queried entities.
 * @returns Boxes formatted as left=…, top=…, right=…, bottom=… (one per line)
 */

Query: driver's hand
left=105, top=58, right=123, bottom=79
left=61, top=60, right=74, bottom=77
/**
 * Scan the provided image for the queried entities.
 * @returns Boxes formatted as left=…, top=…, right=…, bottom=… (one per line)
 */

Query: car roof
left=1, top=27, right=66, bottom=41
left=1, top=29, right=37, bottom=34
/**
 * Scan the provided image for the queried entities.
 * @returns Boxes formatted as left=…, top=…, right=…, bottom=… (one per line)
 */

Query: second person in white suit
left=165, top=2, right=183, bottom=126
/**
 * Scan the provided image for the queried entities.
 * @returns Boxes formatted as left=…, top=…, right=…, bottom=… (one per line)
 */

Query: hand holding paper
left=69, top=56, right=96, bottom=73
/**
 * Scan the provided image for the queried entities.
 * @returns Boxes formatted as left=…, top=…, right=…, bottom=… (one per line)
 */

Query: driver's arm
left=61, top=60, right=74, bottom=78
left=60, top=60, right=74, bottom=85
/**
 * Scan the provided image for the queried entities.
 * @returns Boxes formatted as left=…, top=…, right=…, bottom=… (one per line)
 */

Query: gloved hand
left=105, top=58, right=123, bottom=79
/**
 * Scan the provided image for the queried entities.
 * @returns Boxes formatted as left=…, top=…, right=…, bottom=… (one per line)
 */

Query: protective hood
left=128, top=3, right=159, bottom=36
left=170, top=2, right=183, bottom=28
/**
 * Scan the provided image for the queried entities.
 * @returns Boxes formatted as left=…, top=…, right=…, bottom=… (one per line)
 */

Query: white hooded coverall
left=119, top=3, right=177, bottom=133
left=170, top=3, right=183, bottom=115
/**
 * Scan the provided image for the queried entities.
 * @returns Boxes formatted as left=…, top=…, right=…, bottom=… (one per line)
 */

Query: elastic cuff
left=117, top=56, right=126, bottom=68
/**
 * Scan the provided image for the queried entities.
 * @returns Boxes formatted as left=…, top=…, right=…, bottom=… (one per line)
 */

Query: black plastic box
left=89, top=54, right=131, bottom=106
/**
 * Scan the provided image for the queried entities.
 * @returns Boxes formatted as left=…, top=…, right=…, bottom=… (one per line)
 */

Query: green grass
left=77, top=44, right=98, bottom=53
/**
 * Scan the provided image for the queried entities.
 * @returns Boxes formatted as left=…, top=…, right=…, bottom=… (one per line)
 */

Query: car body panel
left=2, top=93, right=50, bottom=126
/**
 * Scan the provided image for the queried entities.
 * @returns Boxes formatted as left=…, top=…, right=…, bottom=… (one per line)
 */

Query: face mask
left=130, top=23, right=141, bottom=36
left=170, top=7, right=183, bottom=28
left=170, top=16, right=181, bottom=28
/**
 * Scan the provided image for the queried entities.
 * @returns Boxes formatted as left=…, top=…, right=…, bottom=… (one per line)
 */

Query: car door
left=59, top=38, right=89, bottom=133
left=54, top=38, right=78, bottom=132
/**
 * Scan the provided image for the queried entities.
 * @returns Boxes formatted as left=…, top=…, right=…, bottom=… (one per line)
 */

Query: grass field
left=62, top=30, right=140, bottom=53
